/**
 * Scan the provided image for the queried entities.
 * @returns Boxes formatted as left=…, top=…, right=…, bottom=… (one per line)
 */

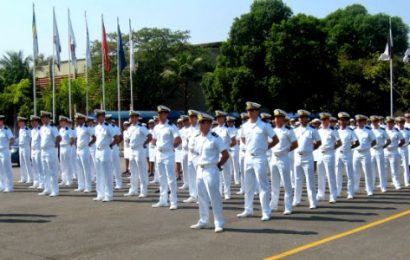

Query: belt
left=273, top=150, right=289, bottom=157
left=198, top=164, right=217, bottom=169
left=157, top=148, right=173, bottom=153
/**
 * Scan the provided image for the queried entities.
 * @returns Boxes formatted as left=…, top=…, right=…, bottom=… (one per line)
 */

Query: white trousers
left=60, top=146, right=74, bottom=185
left=95, top=148, right=113, bottom=200
left=270, top=154, right=293, bottom=212
left=399, top=147, right=410, bottom=187
left=157, top=156, right=177, bottom=206
left=196, top=165, right=224, bottom=228
left=231, top=149, right=240, bottom=185
left=317, top=152, right=337, bottom=202
left=19, top=145, right=32, bottom=182
left=243, top=155, right=271, bottom=217
left=353, top=150, right=374, bottom=195
left=0, top=149, right=13, bottom=191
left=41, top=148, right=59, bottom=194
left=111, top=146, right=122, bottom=189
left=181, top=151, right=189, bottom=186
left=239, top=151, right=246, bottom=191
left=371, top=149, right=387, bottom=191
left=385, top=150, right=401, bottom=189
left=336, top=153, right=355, bottom=197
left=220, top=157, right=232, bottom=198
left=187, top=158, right=198, bottom=198
left=129, top=148, right=148, bottom=195
left=31, top=149, right=43, bottom=187
left=90, top=149, right=97, bottom=181
left=76, top=148, right=92, bottom=191
left=293, top=156, right=317, bottom=208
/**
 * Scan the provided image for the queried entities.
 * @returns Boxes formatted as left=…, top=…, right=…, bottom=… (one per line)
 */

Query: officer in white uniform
left=214, top=110, right=236, bottom=200
left=396, top=116, right=410, bottom=187
left=75, top=113, right=96, bottom=193
left=67, top=118, right=78, bottom=181
left=384, top=116, right=405, bottom=190
left=184, top=109, right=201, bottom=203
left=317, top=112, right=341, bottom=203
left=293, top=110, right=322, bottom=209
left=122, top=121, right=131, bottom=175
left=38, top=111, right=61, bottom=197
left=151, top=105, right=181, bottom=210
left=238, top=102, right=279, bottom=221
left=190, top=113, right=229, bottom=233
left=370, top=115, right=391, bottom=192
left=87, top=117, right=97, bottom=182
left=106, top=115, right=123, bottom=190
left=270, top=109, right=298, bottom=215
left=125, top=110, right=152, bottom=197
left=179, top=115, right=190, bottom=190
left=0, top=115, right=15, bottom=192
left=94, top=110, right=120, bottom=202
left=30, top=115, right=43, bottom=189
left=59, top=116, right=76, bottom=186
left=226, top=116, right=240, bottom=186
left=237, top=113, right=249, bottom=194
left=353, top=114, right=376, bottom=196
left=336, top=112, right=359, bottom=199
left=147, top=119, right=157, bottom=183
left=17, top=116, right=32, bottom=184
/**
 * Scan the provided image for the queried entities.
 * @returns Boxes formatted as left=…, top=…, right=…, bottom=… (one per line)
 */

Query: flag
left=129, top=19, right=135, bottom=72
left=85, top=12, right=92, bottom=69
left=68, top=9, right=77, bottom=66
left=403, top=48, right=410, bottom=63
left=379, top=17, right=393, bottom=62
left=53, top=8, right=62, bottom=70
left=32, top=3, right=39, bottom=59
left=117, top=18, right=126, bottom=73
left=102, top=16, right=110, bottom=72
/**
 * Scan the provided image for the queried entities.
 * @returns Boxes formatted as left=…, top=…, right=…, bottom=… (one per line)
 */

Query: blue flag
left=117, top=18, right=126, bottom=73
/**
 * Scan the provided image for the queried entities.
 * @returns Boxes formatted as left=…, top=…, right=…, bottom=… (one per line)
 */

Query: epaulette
left=111, top=123, right=115, bottom=127
left=104, top=122, right=109, bottom=126
left=394, top=127, right=400, bottom=132
left=329, top=126, right=335, bottom=130
left=309, top=125, right=315, bottom=129
left=84, top=124, right=88, bottom=128
left=285, top=125, right=291, bottom=130
left=65, top=127, right=68, bottom=130
left=25, top=127, right=29, bottom=130
left=211, top=132, right=219, bottom=137
left=4, top=126, right=8, bottom=130
left=365, top=126, right=371, bottom=130
left=347, top=127, right=353, bottom=131
left=405, top=127, right=410, bottom=131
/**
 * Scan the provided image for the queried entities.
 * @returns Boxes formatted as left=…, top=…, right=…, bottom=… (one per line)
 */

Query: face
left=371, top=120, right=379, bottom=127
left=357, top=119, right=366, bottom=128
left=274, top=116, right=285, bottom=127
left=130, top=115, right=138, bottom=124
left=247, top=109, right=259, bottom=120
left=299, top=116, right=309, bottom=125
left=31, top=120, right=39, bottom=127
left=183, top=120, right=190, bottom=127
left=0, top=119, right=4, bottom=127
left=18, top=120, right=25, bottom=128
left=387, top=121, right=394, bottom=129
left=398, top=121, right=405, bottom=128
left=338, top=118, right=348, bottom=128
left=148, top=122, right=154, bottom=129
left=41, top=116, right=50, bottom=125
left=59, top=120, right=67, bottom=128
left=158, top=111, right=168, bottom=122
left=189, top=115, right=198, bottom=125
left=321, top=118, right=330, bottom=127
left=96, top=114, right=105, bottom=124
left=76, top=118, right=85, bottom=126
left=177, top=122, right=183, bottom=129
left=199, top=120, right=212, bottom=133
left=227, top=120, right=234, bottom=127
left=216, top=116, right=225, bottom=125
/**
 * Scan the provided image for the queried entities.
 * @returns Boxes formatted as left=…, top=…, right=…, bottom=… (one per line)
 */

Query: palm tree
left=161, top=53, right=205, bottom=113
left=0, top=51, right=32, bottom=88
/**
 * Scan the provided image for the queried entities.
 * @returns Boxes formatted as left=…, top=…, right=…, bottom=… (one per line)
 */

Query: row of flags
left=378, top=17, right=410, bottom=63
left=32, top=4, right=130, bottom=74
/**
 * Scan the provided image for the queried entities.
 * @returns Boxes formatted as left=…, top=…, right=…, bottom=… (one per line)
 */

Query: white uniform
left=31, top=126, right=43, bottom=188
left=213, top=124, right=233, bottom=199
left=353, top=126, right=376, bottom=195
left=110, top=123, right=122, bottom=189
left=123, top=128, right=132, bottom=161
left=40, top=124, right=60, bottom=195
left=187, top=124, right=200, bottom=199
left=317, top=126, right=340, bottom=202
left=128, top=123, right=150, bottom=196
left=194, top=131, right=227, bottom=229
left=180, top=126, right=190, bottom=188
left=18, top=126, right=32, bottom=183
left=152, top=120, right=180, bottom=207
left=336, top=127, right=358, bottom=197
left=76, top=123, right=94, bottom=192
left=0, top=126, right=14, bottom=192
left=241, top=118, right=275, bottom=218
left=385, top=127, right=403, bottom=189
left=370, top=127, right=390, bottom=192
left=228, top=126, right=240, bottom=186
left=94, top=122, right=117, bottom=201
left=59, top=126, right=75, bottom=186
left=238, top=126, right=246, bottom=193
left=398, top=127, right=410, bottom=187
left=89, top=126, right=97, bottom=182
left=270, top=125, right=296, bottom=213
left=293, top=125, right=321, bottom=208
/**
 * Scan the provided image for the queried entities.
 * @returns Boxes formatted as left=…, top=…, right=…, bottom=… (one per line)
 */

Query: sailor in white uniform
left=17, top=116, right=32, bottom=184
left=106, top=115, right=123, bottom=190
left=396, top=116, right=410, bottom=187
left=30, top=115, right=43, bottom=189
left=58, top=116, right=76, bottom=186
left=0, top=115, right=15, bottom=192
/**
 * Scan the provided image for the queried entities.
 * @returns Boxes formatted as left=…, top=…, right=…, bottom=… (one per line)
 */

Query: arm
left=383, top=139, right=391, bottom=149
left=399, top=138, right=405, bottom=148
left=313, top=140, right=322, bottom=150
left=334, top=139, right=342, bottom=150
left=268, top=135, right=279, bottom=149
left=217, top=150, right=230, bottom=170
left=289, top=141, right=298, bottom=152
left=173, top=136, right=182, bottom=148
left=230, top=137, right=236, bottom=147
left=89, top=135, right=96, bottom=146
left=351, top=140, right=360, bottom=149
left=144, top=134, right=152, bottom=148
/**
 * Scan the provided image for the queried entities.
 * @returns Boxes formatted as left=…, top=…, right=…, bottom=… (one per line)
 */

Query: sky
left=0, top=0, right=409, bottom=61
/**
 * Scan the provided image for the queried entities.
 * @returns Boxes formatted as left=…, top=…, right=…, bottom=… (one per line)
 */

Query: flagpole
left=32, top=3, right=37, bottom=116
left=129, top=19, right=134, bottom=110
left=85, top=11, right=89, bottom=115
left=117, top=17, right=122, bottom=128
left=52, top=34, right=56, bottom=122
left=101, top=14, right=106, bottom=110
left=67, top=9, right=73, bottom=120
left=389, top=17, right=393, bottom=117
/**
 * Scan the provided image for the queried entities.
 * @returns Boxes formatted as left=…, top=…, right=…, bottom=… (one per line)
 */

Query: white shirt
left=59, top=127, right=75, bottom=146
left=0, top=126, right=14, bottom=149
left=152, top=120, right=180, bottom=152
left=40, top=124, right=59, bottom=150
left=180, top=126, right=190, bottom=151
left=241, top=118, right=276, bottom=156
left=188, top=124, right=200, bottom=162
left=31, top=126, right=41, bottom=150
left=19, top=126, right=31, bottom=147
left=95, top=122, right=117, bottom=150
left=386, top=128, right=403, bottom=152
left=129, top=123, right=149, bottom=149
left=294, top=125, right=321, bottom=156
left=227, top=126, right=239, bottom=151
left=337, top=128, right=358, bottom=155
left=371, top=126, right=390, bottom=150
left=354, top=126, right=376, bottom=151
left=398, top=126, right=410, bottom=149
left=194, top=131, right=227, bottom=166
left=76, top=124, right=94, bottom=149
left=213, top=125, right=232, bottom=147
left=109, top=123, right=121, bottom=148
left=318, top=126, right=340, bottom=153
left=272, top=125, right=297, bottom=156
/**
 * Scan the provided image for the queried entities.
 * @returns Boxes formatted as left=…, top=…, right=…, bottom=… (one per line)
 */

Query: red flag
left=102, top=19, right=110, bottom=72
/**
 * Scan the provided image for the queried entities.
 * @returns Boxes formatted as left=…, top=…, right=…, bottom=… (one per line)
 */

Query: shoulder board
left=25, top=127, right=29, bottom=130
left=84, top=125, right=88, bottom=128
left=111, top=123, right=115, bottom=127
left=394, top=127, right=400, bottom=132
left=211, top=132, right=219, bottom=137
left=405, top=127, right=410, bottom=131
left=329, top=126, right=335, bottom=130
left=65, top=127, right=68, bottom=130
left=285, top=125, right=291, bottom=130
left=347, top=128, right=353, bottom=131
left=4, top=126, right=8, bottom=130
left=104, top=122, right=109, bottom=126
left=71, top=127, right=75, bottom=130
left=365, top=126, right=371, bottom=130
left=309, top=125, right=315, bottom=129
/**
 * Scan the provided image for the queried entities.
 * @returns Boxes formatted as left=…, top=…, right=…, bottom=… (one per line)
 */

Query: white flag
left=68, top=9, right=77, bottom=66
left=129, top=19, right=135, bottom=72
left=403, top=48, right=410, bottom=63
left=379, top=43, right=390, bottom=61
left=53, top=7, right=62, bottom=70
left=85, top=11, right=92, bottom=69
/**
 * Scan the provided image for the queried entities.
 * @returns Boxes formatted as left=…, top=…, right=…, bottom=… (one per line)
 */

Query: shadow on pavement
left=224, top=227, right=318, bottom=235
left=0, top=213, right=56, bottom=224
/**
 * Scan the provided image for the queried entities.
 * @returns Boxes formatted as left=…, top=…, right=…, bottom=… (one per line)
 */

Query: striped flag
left=53, top=8, right=62, bottom=70
left=68, top=9, right=77, bottom=66
left=129, top=19, right=135, bottom=72
left=117, top=18, right=126, bottom=73
left=102, top=17, right=110, bottom=72
left=85, top=12, right=92, bottom=69
left=32, top=3, right=39, bottom=59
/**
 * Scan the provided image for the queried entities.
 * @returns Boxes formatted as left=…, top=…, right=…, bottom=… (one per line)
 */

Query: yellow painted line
left=265, top=209, right=410, bottom=260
